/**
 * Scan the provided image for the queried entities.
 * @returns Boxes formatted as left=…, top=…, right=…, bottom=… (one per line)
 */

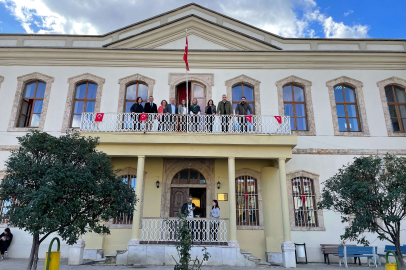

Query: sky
left=0, top=0, right=405, bottom=39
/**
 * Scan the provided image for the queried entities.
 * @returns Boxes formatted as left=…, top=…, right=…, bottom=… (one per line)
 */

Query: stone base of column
left=128, top=238, right=140, bottom=246
left=281, top=241, right=296, bottom=268
left=228, top=240, right=239, bottom=248
left=68, top=239, right=86, bottom=266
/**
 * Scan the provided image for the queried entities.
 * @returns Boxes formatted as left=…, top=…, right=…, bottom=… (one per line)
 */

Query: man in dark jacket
left=144, top=96, right=157, bottom=131
left=181, top=196, right=195, bottom=218
left=0, top=228, right=12, bottom=259
left=217, top=94, right=233, bottom=132
left=235, top=96, right=253, bottom=133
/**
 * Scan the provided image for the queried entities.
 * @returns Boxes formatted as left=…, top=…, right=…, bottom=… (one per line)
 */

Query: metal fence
left=140, top=218, right=228, bottom=244
left=80, top=113, right=291, bottom=135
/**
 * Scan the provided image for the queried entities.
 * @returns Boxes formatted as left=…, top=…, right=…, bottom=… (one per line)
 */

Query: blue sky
left=0, top=0, right=405, bottom=39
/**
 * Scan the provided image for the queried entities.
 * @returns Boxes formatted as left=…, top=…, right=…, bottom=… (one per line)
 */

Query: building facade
left=0, top=3, right=406, bottom=267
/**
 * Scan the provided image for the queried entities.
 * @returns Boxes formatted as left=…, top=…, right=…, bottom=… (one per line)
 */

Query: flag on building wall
left=183, top=36, right=189, bottom=71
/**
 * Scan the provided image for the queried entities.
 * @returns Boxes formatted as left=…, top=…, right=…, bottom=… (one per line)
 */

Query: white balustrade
left=80, top=113, right=291, bottom=135
left=140, top=218, right=228, bottom=244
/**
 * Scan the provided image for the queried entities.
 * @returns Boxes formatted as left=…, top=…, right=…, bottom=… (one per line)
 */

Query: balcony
left=80, top=113, right=291, bottom=135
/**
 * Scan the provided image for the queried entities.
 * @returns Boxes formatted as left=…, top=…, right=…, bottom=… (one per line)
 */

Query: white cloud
left=0, top=0, right=370, bottom=38
left=344, top=10, right=353, bottom=16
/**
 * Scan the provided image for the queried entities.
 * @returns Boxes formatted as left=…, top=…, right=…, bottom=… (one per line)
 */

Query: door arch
left=176, top=81, right=206, bottom=110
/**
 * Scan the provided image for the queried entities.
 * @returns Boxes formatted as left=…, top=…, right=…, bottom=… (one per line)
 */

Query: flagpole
left=186, top=27, right=189, bottom=133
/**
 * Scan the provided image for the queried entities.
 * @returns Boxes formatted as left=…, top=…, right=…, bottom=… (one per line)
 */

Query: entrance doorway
left=169, top=168, right=207, bottom=217
left=176, top=82, right=206, bottom=109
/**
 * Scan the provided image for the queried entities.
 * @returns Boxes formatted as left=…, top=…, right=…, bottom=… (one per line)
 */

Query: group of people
left=130, top=94, right=253, bottom=132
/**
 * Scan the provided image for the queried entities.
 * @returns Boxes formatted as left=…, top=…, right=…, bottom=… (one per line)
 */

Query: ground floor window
left=236, top=175, right=259, bottom=226
left=112, top=174, right=136, bottom=225
left=0, top=200, right=11, bottom=224
left=292, top=177, right=318, bottom=227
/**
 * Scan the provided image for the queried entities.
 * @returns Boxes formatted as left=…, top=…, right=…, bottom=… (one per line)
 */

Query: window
left=70, top=82, right=98, bottom=128
left=283, top=84, right=307, bottom=131
left=334, top=84, right=361, bottom=132
left=291, top=177, right=318, bottom=228
left=171, top=169, right=206, bottom=184
left=125, top=82, right=148, bottom=113
left=17, top=80, right=46, bottom=127
left=232, top=83, right=255, bottom=114
left=0, top=200, right=11, bottom=225
left=385, top=85, right=406, bottom=132
left=113, top=174, right=136, bottom=225
left=236, top=176, right=259, bottom=226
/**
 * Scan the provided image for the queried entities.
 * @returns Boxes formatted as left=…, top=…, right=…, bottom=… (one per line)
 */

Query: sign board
left=217, top=193, right=228, bottom=201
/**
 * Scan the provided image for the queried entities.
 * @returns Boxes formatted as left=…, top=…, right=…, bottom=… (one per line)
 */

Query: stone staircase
left=240, top=249, right=278, bottom=267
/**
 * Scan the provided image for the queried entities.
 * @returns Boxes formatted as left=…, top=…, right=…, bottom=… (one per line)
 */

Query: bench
left=320, top=244, right=357, bottom=265
left=334, top=246, right=378, bottom=268
left=376, top=245, right=406, bottom=265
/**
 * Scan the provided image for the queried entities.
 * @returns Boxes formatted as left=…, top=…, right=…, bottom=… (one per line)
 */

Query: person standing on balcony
left=144, top=96, right=157, bottom=131
left=164, top=98, right=178, bottom=132
left=130, top=97, right=144, bottom=131
left=157, top=100, right=167, bottom=132
left=210, top=200, right=220, bottom=243
left=178, top=99, right=188, bottom=132
left=189, top=98, right=201, bottom=132
left=0, top=228, right=13, bottom=260
left=205, top=99, right=216, bottom=133
left=181, top=196, right=196, bottom=218
left=217, top=94, right=233, bottom=132
left=235, top=96, right=253, bottom=133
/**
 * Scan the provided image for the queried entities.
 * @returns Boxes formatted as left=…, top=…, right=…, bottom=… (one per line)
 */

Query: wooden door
left=191, top=82, right=205, bottom=111
left=170, top=188, right=189, bottom=217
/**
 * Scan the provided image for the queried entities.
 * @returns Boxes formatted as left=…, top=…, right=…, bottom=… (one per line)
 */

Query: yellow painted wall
left=237, top=230, right=266, bottom=260
left=103, top=229, right=132, bottom=255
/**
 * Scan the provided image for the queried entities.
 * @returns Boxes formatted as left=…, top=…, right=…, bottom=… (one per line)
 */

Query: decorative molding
left=293, top=148, right=406, bottom=155
left=376, top=76, right=406, bottom=137
left=7, top=72, right=54, bottom=132
left=160, top=158, right=215, bottom=218
left=235, top=168, right=264, bottom=230
left=326, top=76, right=370, bottom=137
left=117, top=74, right=156, bottom=113
left=225, top=75, right=261, bottom=115
left=0, top=145, right=20, bottom=151
left=108, top=167, right=147, bottom=229
left=168, top=73, right=214, bottom=102
left=276, top=75, right=316, bottom=136
left=286, top=170, right=325, bottom=231
left=61, top=73, right=105, bottom=132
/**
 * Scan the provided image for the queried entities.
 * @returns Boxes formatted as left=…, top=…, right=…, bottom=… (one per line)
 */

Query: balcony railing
left=80, top=113, right=291, bottom=135
left=140, top=218, right=228, bottom=245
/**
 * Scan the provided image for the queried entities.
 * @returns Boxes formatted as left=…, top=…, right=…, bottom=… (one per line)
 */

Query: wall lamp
left=156, top=181, right=160, bottom=188
left=217, top=181, right=221, bottom=189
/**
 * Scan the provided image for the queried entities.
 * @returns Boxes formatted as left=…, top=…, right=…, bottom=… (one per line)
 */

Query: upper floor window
left=70, top=82, right=98, bottom=128
left=171, top=169, right=206, bottom=184
left=283, top=84, right=307, bottom=131
left=125, top=82, right=148, bottom=113
left=17, top=81, right=46, bottom=127
left=385, top=85, right=406, bottom=132
left=334, top=84, right=361, bottom=132
left=236, top=175, right=259, bottom=226
left=292, top=177, right=318, bottom=228
left=232, top=83, right=255, bottom=114
left=113, top=174, right=136, bottom=225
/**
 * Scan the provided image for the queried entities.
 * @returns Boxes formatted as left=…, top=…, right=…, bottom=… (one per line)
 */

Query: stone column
left=227, top=157, right=239, bottom=247
left=278, top=158, right=296, bottom=268
left=129, top=155, right=145, bottom=245
left=68, top=239, right=86, bottom=265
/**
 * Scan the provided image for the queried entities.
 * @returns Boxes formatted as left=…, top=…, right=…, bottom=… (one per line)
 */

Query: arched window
left=171, top=169, right=206, bottom=184
left=236, top=175, right=259, bottom=226
left=232, top=83, right=255, bottom=114
left=0, top=200, right=11, bottom=225
left=17, top=80, right=46, bottom=127
left=113, top=174, right=136, bottom=225
left=292, top=177, right=318, bottom=227
left=124, top=82, right=148, bottom=113
left=384, top=85, right=406, bottom=132
left=70, top=82, right=98, bottom=127
left=334, top=84, right=361, bottom=132
left=283, top=84, right=307, bottom=131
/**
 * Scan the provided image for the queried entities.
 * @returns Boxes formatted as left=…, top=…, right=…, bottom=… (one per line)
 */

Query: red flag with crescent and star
left=140, top=113, right=148, bottom=121
left=244, top=115, right=252, bottom=123
left=95, top=113, right=104, bottom=122
left=183, top=36, right=189, bottom=71
left=274, top=116, right=282, bottom=124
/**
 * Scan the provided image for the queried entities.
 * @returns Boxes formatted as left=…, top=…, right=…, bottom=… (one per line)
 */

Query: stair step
left=248, top=256, right=261, bottom=261
left=116, top=249, right=127, bottom=254
left=258, top=261, right=271, bottom=266
left=240, top=250, right=251, bottom=255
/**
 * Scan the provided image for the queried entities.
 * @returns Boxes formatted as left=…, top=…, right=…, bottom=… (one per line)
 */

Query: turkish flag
left=95, top=113, right=104, bottom=122
left=183, top=36, right=189, bottom=71
left=244, top=115, right=252, bottom=123
left=139, top=113, right=148, bottom=121
left=274, top=116, right=282, bottom=124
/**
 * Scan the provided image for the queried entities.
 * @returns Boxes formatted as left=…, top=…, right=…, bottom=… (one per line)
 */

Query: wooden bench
left=320, top=244, right=357, bottom=265
left=376, top=245, right=406, bottom=265
left=334, top=246, right=378, bottom=268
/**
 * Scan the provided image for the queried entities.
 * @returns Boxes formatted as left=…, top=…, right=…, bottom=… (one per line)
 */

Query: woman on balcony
left=130, top=97, right=144, bottom=131
left=178, top=99, right=187, bottom=132
left=158, top=100, right=167, bottom=132
left=189, top=98, right=201, bottom=132
left=210, top=200, right=220, bottom=243
left=204, top=99, right=216, bottom=133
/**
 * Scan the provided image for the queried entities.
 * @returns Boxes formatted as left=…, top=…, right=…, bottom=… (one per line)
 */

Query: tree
left=318, top=154, right=406, bottom=269
left=0, top=131, right=136, bottom=270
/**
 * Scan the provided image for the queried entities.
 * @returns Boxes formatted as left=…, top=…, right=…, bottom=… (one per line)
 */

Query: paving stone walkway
left=0, top=258, right=387, bottom=269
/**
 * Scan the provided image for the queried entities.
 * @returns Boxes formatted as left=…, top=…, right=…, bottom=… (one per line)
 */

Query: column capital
left=228, top=157, right=235, bottom=160
left=138, top=155, right=146, bottom=158
left=278, top=158, right=286, bottom=161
